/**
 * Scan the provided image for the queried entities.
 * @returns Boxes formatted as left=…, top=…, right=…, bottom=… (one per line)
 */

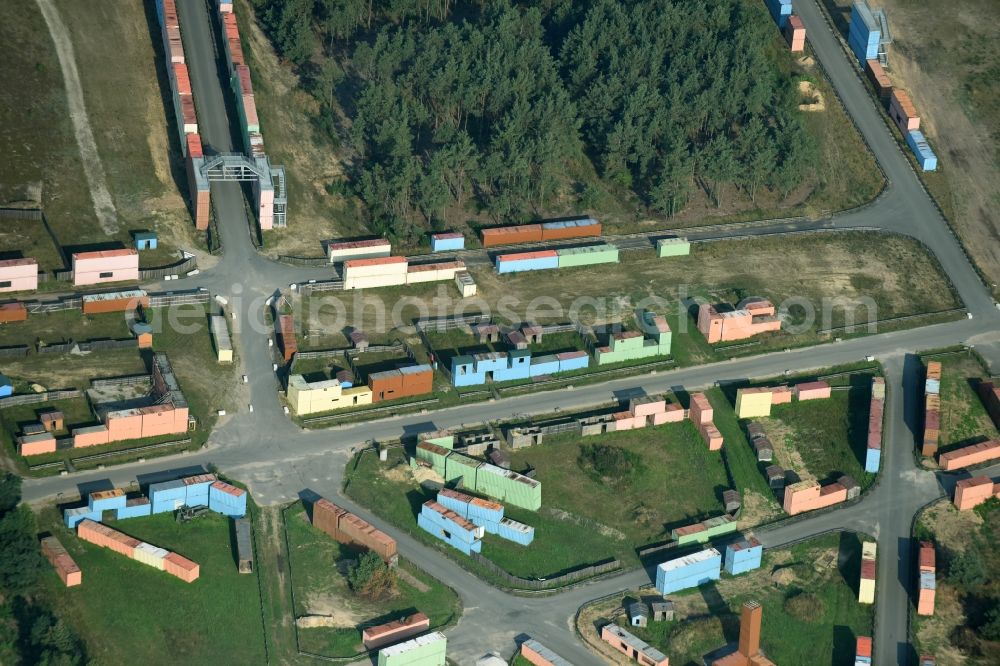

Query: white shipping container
left=344, top=273, right=407, bottom=290
left=342, top=260, right=408, bottom=279
left=133, top=542, right=169, bottom=570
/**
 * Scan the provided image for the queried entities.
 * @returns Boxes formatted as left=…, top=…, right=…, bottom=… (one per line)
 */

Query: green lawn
left=586, top=533, right=873, bottom=666
left=36, top=507, right=267, bottom=665
left=284, top=504, right=461, bottom=658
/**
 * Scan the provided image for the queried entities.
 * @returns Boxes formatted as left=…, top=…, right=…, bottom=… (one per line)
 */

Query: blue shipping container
left=435, top=493, right=471, bottom=518
left=849, top=2, right=881, bottom=61
left=657, top=569, right=722, bottom=594
left=431, top=234, right=465, bottom=252
left=150, top=480, right=187, bottom=500
left=418, top=514, right=482, bottom=555
left=90, top=494, right=127, bottom=513
left=496, top=255, right=560, bottom=274
left=116, top=502, right=152, bottom=520
left=764, top=0, right=793, bottom=28
left=906, top=130, right=938, bottom=171
left=497, top=518, right=535, bottom=545
left=467, top=502, right=504, bottom=525
left=724, top=542, right=763, bottom=575
left=529, top=356, right=561, bottom=377
left=865, top=447, right=881, bottom=473
left=557, top=353, right=590, bottom=372
left=64, top=507, right=100, bottom=529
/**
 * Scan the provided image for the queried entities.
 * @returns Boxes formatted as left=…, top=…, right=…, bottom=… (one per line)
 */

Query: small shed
left=722, top=489, right=741, bottom=513
left=754, top=436, right=774, bottom=462
left=0, top=374, right=12, bottom=398
left=839, top=474, right=861, bottom=500
left=765, top=465, right=785, bottom=489
left=627, top=601, right=648, bottom=628
left=488, top=447, right=511, bottom=469
left=521, top=325, right=543, bottom=344
left=651, top=600, right=674, bottom=622
left=132, top=231, right=158, bottom=250
left=472, top=323, right=500, bottom=343
left=506, top=330, right=528, bottom=349
left=348, top=329, right=369, bottom=351
left=40, top=410, right=64, bottom=432
left=235, top=517, right=253, bottom=573
left=746, top=422, right=767, bottom=441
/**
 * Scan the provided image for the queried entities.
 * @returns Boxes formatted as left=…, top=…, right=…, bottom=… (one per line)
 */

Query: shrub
left=783, top=592, right=825, bottom=622
left=578, top=444, right=644, bottom=483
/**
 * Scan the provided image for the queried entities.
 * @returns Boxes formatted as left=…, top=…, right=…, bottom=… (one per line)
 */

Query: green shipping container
left=415, top=443, right=449, bottom=478
left=703, top=515, right=737, bottom=540
left=476, top=464, right=541, bottom=510
left=657, top=238, right=691, bottom=258
left=378, top=632, right=447, bottom=666
left=445, top=452, right=481, bottom=488
left=556, top=244, right=620, bottom=268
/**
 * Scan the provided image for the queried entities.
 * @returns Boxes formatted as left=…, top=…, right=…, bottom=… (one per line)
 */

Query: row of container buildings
left=921, top=360, right=942, bottom=456
left=155, top=0, right=211, bottom=229
left=417, top=500, right=483, bottom=555
left=327, top=238, right=391, bottom=263
left=859, top=541, right=877, bottom=604
left=495, top=244, right=619, bottom=274
left=762, top=0, right=806, bottom=53
left=19, top=353, right=191, bottom=457
left=0, top=258, right=39, bottom=293
left=594, top=311, right=672, bottom=364
left=480, top=218, right=601, bottom=248
left=655, top=536, right=764, bottom=595
left=41, top=536, right=82, bottom=587
left=607, top=394, right=686, bottom=432
left=783, top=478, right=849, bottom=515
left=671, top=515, right=739, bottom=547
left=449, top=349, right=588, bottom=387
left=286, top=362, right=434, bottom=415
left=77, top=519, right=200, bottom=582
left=697, top=299, right=781, bottom=344
left=733, top=380, right=832, bottom=419
left=435, top=488, right=534, bottom=546
left=63, top=475, right=247, bottom=527
left=415, top=442, right=541, bottom=510
left=600, top=625, right=669, bottom=666
left=311, top=497, right=399, bottom=564
left=917, top=540, right=936, bottom=616
left=953, top=475, right=1000, bottom=511
left=341, top=256, right=468, bottom=291
left=0, top=244, right=146, bottom=295
left=519, top=639, right=572, bottom=666
left=866, top=377, right=885, bottom=473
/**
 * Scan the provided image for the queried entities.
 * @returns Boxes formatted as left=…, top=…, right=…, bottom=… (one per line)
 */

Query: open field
left=285, top=504, right=461, bottom=658
left=823, top=0, right=1000, bottom=296
left=303, top=232, right=959, bottom=370
left=577, top=533, right=874, bottom=666
left=0, top=1, right=199, bottom=269
left=924, top=352, right=999, bottom=452
left=35, top=506, right=267, bottom=664
left=914, top=500, right=1000, bottom=664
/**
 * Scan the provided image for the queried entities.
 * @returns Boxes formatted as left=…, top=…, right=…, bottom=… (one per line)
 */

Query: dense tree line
left=0, top=473, right=86, bottom=666
left=251, top=0, right=816, bottom=236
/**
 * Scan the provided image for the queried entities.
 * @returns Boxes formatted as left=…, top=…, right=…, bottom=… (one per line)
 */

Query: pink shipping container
left=688, top=393, right=713, bottom=425
left=889, top=89, right=920, bottom=133
left=105, top=410, right=144, bottom=441
left=187, top=134, right=203, bottom=159
left=72, top=250, right=139, bottom=286
left=653, top=404, right=685, bottom=425
left=953, top=476, right=995, bottom=510
left=163, top=552, right=200, bottom=582
left=771, top=386, right=793, bottom=404
left=938, top=440, right=1000, bottom=471
left=701, top=422, right=723, bottom=450
left=18, top=433, right=57, bottom=456
left=612, top=411, right=639, bottom=431
left=172, top=63, right=192, bottom=96
left=0, top=258, right=39, bottom=293
left=73, top=425, right=110, bottom=448
left=795, top=381, right=831, bottom=401
left=181, top=96, right=198, bottom=133
left=630, top=398, right=666, bottom=418
left=41, top=536, right=82, bottom=587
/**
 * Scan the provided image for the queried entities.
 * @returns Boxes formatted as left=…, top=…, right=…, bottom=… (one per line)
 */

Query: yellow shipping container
left=858, top=577, right=876, bottom=604
left=735, top=388, right=773, bottom=418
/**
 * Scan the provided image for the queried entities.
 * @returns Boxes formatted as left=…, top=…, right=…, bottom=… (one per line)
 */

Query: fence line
left=277, top=255, right=327, bottom=267
left=0, top=207, right=43, bottom=221
left=71, top=438, right=192, bottom=465
left=139, top=255, right=198, bottom=281
left=415, top=313, right=490, bottom=333
left=0, top=390, right=81, bottom=409
left=0, top=345, right=29, bottom=358
left=90, top=375, right=150, bottom=389
left=469, top=553, right=620, bottom=590
left=816, top=307, right=966, bottom=335
left=77, top=339, right=138, bottom=352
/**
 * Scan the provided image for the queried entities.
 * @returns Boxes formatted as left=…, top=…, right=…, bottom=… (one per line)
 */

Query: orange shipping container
left=953, top=476, right=995, bottom=510
left=918, top=542, right=935, bottom=572
left=480, top=224, right=543, bottom=247
left=938, top=440, right=1000, bottom=471
left=163, top=552, right=200, bottom=582
left=40, top=536, right=82, bottom=587
left=0, top=302, right=28, bottom=323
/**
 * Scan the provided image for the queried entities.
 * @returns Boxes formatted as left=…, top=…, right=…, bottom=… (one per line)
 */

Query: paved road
left=23, top=0, right=1000, bottom=663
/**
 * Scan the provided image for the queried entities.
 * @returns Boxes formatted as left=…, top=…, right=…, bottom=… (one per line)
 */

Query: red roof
left=73, top=249, right=138, bottom=259
left=344, top=256, right=407, bottom=268
left=856, top=636, right=872, bottom=657
left=860, top=560, right=876, bottom=579
left=186, top=133, right=203, bottom=158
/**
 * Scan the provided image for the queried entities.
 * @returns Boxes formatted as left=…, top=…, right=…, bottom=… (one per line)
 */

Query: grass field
left=925, top=352, right=999, bottom=452
left=0, top=1, right=199, bottom=268
left=36, top=506, right=267, bottom=665
left=914, top=500, right=1000, bottom=665
left=284, top=504, right=460, bottom=658
left=578, top=533, right=873, bottom=666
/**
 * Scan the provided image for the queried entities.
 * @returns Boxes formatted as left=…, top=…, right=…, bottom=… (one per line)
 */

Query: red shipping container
left=173, top=63, right=192, bottom=96
left=187, top=133, right=203, bottom=158
left=481, top=224, right=544, bottom=247
left=860, top=559, right=876, bottom=580
left=918, top=542, right=935, bottom=572
left=0, top=302, right=28, bottom=323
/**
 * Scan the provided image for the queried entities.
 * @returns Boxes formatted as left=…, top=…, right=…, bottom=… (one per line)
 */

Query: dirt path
left=34, top=0, right=118, bottom=235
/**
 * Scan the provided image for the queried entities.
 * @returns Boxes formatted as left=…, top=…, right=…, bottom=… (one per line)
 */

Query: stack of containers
left=905, top=130, right=938, bottom=171
left=435, top=489, right=535, bottom=545
left=343, top=256, right=409, bottom=289
left=311, top=498, right=399, bottom=563
left=417, top=500, right=484, bottom=555
left=327, top=238, right=391, bottom=263
left=866, top=377, right=885, bottom=473
left=865, top=60, right=892, bottom=101
left=655, top=548, right=722, bottom=595
left=724, top=536, right=763, bottom=575
left=221, top=13, right=244, bottom=76
left=848, top=1, right=881, bottom=63
left=952, top=476, right=998, bottom=510
left=858, top=541, right=876, bottom=604
left=232, top=66, right=260, bottom=155
left=183, top=474, right=216, bottom=507
left=209, top=481, right=248, bottom=517
left=938, top=440, right=1000, bottom=471
left=922, top=361, right=941, bottom=457
left=855, top=636, right=872, bottom=666
left=917, top=541, right=936, bottom=616
left=764, top=0, right=793, bottom=28
left=889, top=89, right=920, bottom=135
left=785, top=15, right=806, bottom=52
left=150, top=479, right=188, bottom=514
left=495, top=250, right=559, bottom=274
left=40, top=536, right=82, bottom=587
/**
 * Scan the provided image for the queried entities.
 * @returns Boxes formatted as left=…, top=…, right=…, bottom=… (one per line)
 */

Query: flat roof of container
left=431, top=232, right=464, bottom=240
left=788, top=14, right=804, bottom=29
left=522, top=640, right=572, bottom=666
left=496, top=250, right=559, bottom=261
left=482, top=224, right=542, bottom=234
left=82, top=289, right=147, bottom=302
left=90, top=488, right=125, bottom=500
left=541, top=217, right=598, bottom=228
left=853, top=1, right=879, bottom=31
left=408, top=261, right=466, bottom=272
left=150, top=479, right=187, bottom=491
left=211, top=480, right=246, bottom=497
left=379, top=631, right=446, bottom=657
left=20, top=432, right=55, bottom=443
left=920, top=571, right=936, bottom=589
left=73, top=249, right=138, bottom=259
left=398, top=364, right=433, bottom=375
left=72, top=424, right=108, bottom=435
left=211, top=315, right=233, bottom=347
left=658, top=547, right=721, bottom=572
left=289, top=375, right=341, bottom=391
left=0, top=258, right=37, bottom=267
left=367, top=368, right=402, bottom=381
left=602, top=625, right=667, bottom=663
left=327, top=238, right=391, bottom=249
left=343, top=256, right=407, bottom=268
